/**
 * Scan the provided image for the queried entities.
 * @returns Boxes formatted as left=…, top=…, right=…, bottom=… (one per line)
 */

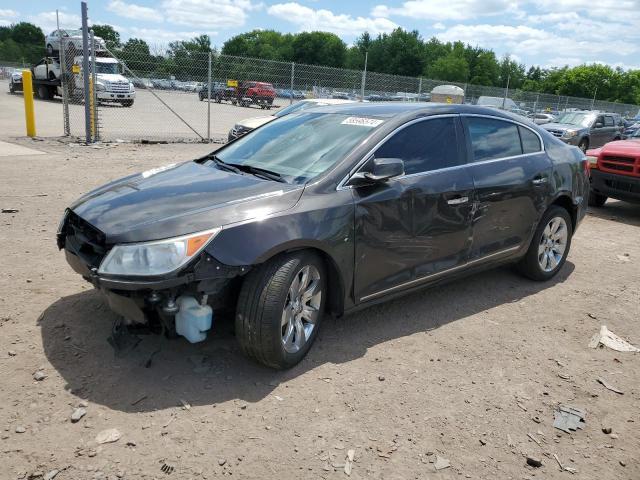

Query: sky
left=1, top=0, right=639, bottom=70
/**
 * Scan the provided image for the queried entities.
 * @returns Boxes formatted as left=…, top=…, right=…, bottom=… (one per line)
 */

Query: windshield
left=64, top=29, right=82, bottom=37
left=215, top=112, right=382, bottom=182
left=557, top=112, right=594, bottom=127
left=274, top=101, right=325, bottom=118
left=93, top=62, right=120, bottom=74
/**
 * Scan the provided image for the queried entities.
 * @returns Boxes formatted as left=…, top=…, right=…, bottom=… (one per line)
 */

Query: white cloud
left=28, top=11, right=82, bottom=33
left=106, top=0, right=163, bottom=22
left=432, top=22, right=445, bottom=30
left=0, top=9, right=18, bottom=26
left=437, top=23, right=638, bottom=59
left=268, top=2, right=398, bottom=36
left=123, top=26, right=215, bottom=47
left=372, top=0, right=521, bottom=21
left=161, top=0, right=259, bottom=28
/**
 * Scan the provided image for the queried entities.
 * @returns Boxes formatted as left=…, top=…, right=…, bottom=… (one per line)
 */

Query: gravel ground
left=0, top=131, right=639, bottom=480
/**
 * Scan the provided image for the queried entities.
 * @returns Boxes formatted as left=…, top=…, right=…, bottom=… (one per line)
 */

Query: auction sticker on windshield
left=341, top=117, right=384, bottom=127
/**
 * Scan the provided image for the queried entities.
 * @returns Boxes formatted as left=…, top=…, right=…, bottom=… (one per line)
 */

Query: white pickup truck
left=32, top=56, right=135, bottom=107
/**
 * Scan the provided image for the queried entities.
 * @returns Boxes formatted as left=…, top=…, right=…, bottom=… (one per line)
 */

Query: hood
left=541, top=122, right=585, bottom=132
left=598, top=139, right=640, bottom=155
left=97, top=73, right=130, bottom=84
left=70, top=161, right=304, bottom=244
left=237, top=115, right=276, bottom=129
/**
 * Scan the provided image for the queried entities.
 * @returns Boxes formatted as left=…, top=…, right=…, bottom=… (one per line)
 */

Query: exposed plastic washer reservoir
left=175, top=296, right=213, bottom=343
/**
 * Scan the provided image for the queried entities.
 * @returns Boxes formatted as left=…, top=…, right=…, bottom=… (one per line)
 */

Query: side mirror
left=594, top=122, right=604, bottom=128
left=348, top=157, right=404, bottom=186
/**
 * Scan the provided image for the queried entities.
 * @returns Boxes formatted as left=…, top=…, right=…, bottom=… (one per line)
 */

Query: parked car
left=45, top=29, right=105, bottom=56
left=622, top=120, right=640, bottom=137
left=227, top=98, right=355, bottom=141
left=9, top=70, right=22, bottom=93
left=586, top=129, right=640, bottom=206
left=198, top=82, right=232, bottom=101
left=542, top=111, right=623, bottom=152
left=533, top=113, right=557, bottom=125
left=58, top=104, right=588, bottom=368
left=476, top=96, right=518, bottom=111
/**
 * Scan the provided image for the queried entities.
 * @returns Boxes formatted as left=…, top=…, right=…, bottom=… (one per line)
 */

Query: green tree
left=469, top=50, right=499, bottom=86
left=222, top=30, right=294, bottom=61
left=426, top=52, right=469, bottom=82
left=498, top=55, right=526, bottom=89
left=91, top=24, right=120, bottom=50
left=291, top=31, right=346, bottom=67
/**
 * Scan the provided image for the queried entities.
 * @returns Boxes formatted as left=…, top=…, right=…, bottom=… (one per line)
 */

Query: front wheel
left=235, top=251, right=325, bottom=369
left=517, top=206, right=573, bottom=281
left=578, top=138, right=588, bottom=153
left=120, top=100, right=134, bottom=107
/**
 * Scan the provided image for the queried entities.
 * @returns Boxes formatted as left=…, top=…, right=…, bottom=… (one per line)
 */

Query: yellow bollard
left=22, top=70, right=36, bottom=137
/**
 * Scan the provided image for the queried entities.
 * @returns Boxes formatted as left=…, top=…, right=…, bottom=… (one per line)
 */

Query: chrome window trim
left=337, top=112, right=546, bottom=190
left=359, top=245, right=521, bottom=302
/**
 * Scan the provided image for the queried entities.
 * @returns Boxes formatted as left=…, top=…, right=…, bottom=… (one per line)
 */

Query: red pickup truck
left=586, top=131, right=640, bottom=206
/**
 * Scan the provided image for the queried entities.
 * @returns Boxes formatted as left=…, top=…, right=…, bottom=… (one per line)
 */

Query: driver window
left=596, top=116, right=605, bottom=126
left=373, top=117, right=461, bottom=175
left=604, top=116, right=614, bottom=127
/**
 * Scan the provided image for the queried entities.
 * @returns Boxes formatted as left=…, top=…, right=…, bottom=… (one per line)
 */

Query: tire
left=120, top=100, right=134, bottom=107
left=578, top=138, right=589, bottom=153
left=9, top=82, right=14, bottom=93
left=235, top=251, right=326, bottom=369
left=517, top=205, right=573, bottom=281
left=588, top=190, right=607, bottom=207
left=48, top=71, right=56, bottom=81
left=199, top=94, right=204, bottom=101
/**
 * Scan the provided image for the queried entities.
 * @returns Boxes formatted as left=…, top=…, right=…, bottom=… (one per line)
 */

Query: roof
left=306, top=102, right=526, bottom=120
left=307, top=98, right=355, bottom=105
left=431, top=84, right=465, bottom=95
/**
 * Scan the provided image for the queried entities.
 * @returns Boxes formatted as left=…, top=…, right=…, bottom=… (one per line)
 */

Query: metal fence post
left=290, top=62, right=295, bottom=105
left=360, top=51, right=368, bottom=102
left=57, top=10, right=70, bottom=136
left=207, top=51, right=211, bottom=143
left=90, top=30, right=99, bottom=142
left=418, top=76, right=422, bottom=95
left=80, top=2, right=91, bottom=143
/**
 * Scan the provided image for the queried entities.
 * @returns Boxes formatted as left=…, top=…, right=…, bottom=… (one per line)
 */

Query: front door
left=462, top=116, right=552, bottom=260
left=351, top=116, right=474, bottom=302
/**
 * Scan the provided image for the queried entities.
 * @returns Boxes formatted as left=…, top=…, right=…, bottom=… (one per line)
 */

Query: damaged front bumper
left=59, top=212, right=248, bottom=337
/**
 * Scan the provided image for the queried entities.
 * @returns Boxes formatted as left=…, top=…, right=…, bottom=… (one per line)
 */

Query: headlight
left=98, top=228, right=221, bottom=276
left=586, top=155, right=598, bottom=165
left=129, top=82, right=135, bottom=91
left=562, top=130, right=578, bottom=139
left=95, top=83, right=106, bottom=91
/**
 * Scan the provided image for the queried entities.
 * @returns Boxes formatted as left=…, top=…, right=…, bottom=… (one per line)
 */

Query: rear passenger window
left=519, top=126, right=541, bottom=154
left=604, top=116, right=614, bottom=127
left=466, top=117, right=521, bottom=162
left=374, top=117, right=460, bottom=175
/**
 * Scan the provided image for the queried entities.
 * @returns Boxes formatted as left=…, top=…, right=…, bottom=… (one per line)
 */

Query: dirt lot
left=1, top=132, right=639, bottom=480
left=1, top=79, right=291, bottom=142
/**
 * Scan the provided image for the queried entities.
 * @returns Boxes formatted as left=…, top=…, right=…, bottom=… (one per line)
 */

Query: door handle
left=447, top=196, right=469, bottom=205
left=532, top=177, right=548, bottom=185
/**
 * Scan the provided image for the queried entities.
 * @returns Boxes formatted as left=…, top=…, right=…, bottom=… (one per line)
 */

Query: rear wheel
left=588, top=190, right=607, bottom=207
left=235, top=251, right=325, bottom=369
left=517, top=206, right=573, bottom=281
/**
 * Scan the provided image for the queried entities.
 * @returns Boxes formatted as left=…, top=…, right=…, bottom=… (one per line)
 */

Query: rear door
left=462, top=115, right=551, bottom=261
left=352, top=115, right=474, bottom=302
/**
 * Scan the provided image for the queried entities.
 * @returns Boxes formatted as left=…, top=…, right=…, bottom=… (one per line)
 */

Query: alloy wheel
left=538, top=216, right=568, bottom=272
left=281, top=265, right=322, bottom=353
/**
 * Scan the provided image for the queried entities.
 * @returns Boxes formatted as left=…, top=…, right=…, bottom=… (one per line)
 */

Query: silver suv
left=542, top=111, right=623, bottom=152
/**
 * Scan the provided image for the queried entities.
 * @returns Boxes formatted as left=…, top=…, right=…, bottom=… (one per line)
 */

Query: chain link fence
left=4, top=42, right=640, bottom=143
